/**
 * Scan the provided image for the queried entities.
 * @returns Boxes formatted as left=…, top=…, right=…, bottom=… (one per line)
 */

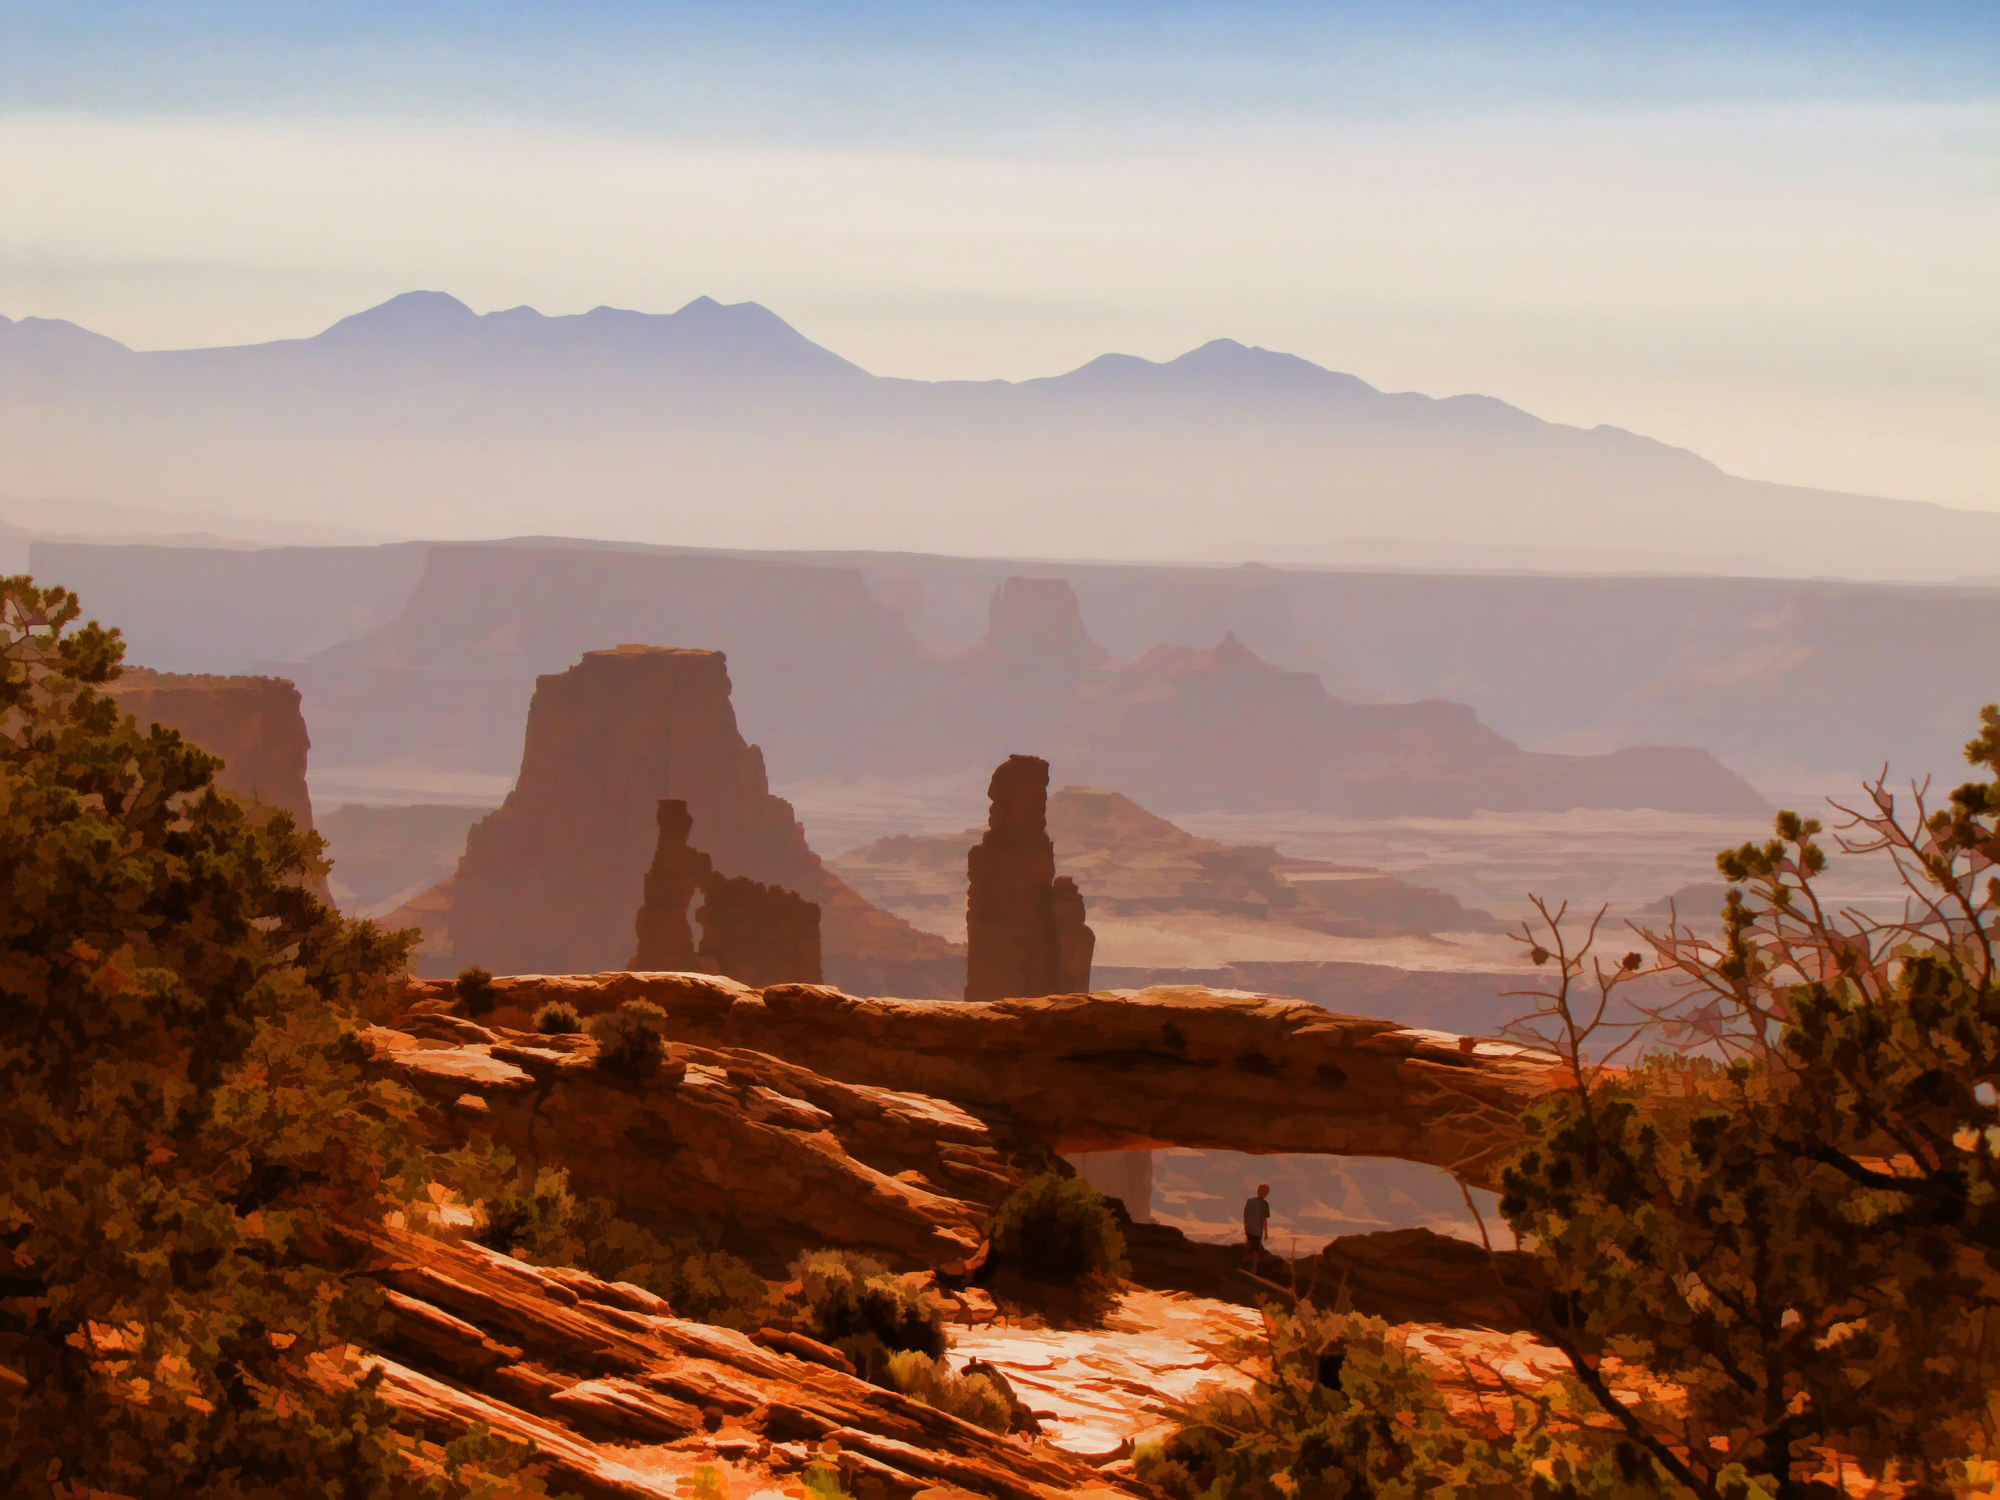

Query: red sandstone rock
left=413, top=646, right=958, bottom=991
left=965, top=756, right=1094, bottom=1001
left=368, top=1006, right=1020, bottom=1268
left=1052, top=875, right=1094, bottom=994
left=629, top=799, right=713, bottom=970
left=400, top=974, right=1555, bottom=1186
left=107, top=668, right=316, bottom=828
left=319, top=1222, right=1130, bottom=1499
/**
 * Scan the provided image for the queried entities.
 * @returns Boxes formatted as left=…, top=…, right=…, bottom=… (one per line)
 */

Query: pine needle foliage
left=1496, top=705, right=2000, bottom=1499
left=0, top=577, right=462, bottom=1496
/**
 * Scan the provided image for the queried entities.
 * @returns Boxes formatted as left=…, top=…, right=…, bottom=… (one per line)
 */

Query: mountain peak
left=1047, top=338, right=1375, bottom=396
left=318, top=291, right=477, bottom=343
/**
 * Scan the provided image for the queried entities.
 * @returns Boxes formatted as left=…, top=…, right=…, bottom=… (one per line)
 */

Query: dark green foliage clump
left=1136, top=1304, right=1609, bottom=1499
left=881, top=1350, right=1012, bottom=1434
left=0, top=577, right=487, bottom=1495
left=445, top=1147, right=772, bottom=1330
left=785, top=1249, right=947, bottom=1383
left=453, top=964, right=497, bottom=1016
left=1488, top=703, right=2000, bottom=1498
left=532, top=1000, right=583, bottom=1034
left=987, top=1173, right=1128, bottom=1285
left=587, top=998, right=669, bottom=1083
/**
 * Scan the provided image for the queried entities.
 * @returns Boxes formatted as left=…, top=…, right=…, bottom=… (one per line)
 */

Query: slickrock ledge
left=400, top=975, right=1558, bottom=1184
left=328, top=1224, right=1133, bottom=1500
left=365, top=1011, right=1031, bottom=1268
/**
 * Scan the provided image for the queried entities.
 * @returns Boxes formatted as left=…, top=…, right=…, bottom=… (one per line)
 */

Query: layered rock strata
left=106, top=668, right=316, bottom=828
left=327, top=1221, right=1127, bottom=1499
left=415, top=646, right=958, bottom=992
left=368, top=996, right=1027, bottom=1269
left=401, top=974, right=1554, bottom=1185
left=965, top=755, right=1094, bottom=1001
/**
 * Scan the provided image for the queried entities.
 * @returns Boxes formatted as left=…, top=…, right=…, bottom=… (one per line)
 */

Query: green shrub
left=1135, top=1304, right=1604, bottom=1499
left=987, top=1172, right=1128, bottom=1285
left=454, top=964, right=498, bottom=1016
left=443, top=1146, right=771, bottom=1330
left=882, top=1350, right=1012, bottom=1435
left=476, top=1164, right=579, bottom=1257
left=588, top=998, right=668, bottom=1082
left=532, top=1000, right=583, bottom=1034
left=785, top=1248, right=947, bottom=1383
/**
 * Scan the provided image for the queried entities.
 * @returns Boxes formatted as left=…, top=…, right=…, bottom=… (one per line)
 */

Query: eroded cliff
left=402, top=647, right=960, bottom=993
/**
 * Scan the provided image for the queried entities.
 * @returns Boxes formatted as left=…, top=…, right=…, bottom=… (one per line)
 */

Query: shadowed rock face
left=106, top=669, right=315, bottom=828
left=695, top=872, right=822, bottom=987
left=965, top=755, right=1095, bottom=1001
left=426, top=646, right=958, bottom=991
left=369, top=998, right=1014, bottom=1268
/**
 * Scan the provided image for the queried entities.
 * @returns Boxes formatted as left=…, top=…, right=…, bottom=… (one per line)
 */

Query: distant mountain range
left=7, top=290, right=1999, bottom=580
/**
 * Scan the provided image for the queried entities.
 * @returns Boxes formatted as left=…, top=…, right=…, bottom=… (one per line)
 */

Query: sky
left=3, top=2, right=1997, bottom=510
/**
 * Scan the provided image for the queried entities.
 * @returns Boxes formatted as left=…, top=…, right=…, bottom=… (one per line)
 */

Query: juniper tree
left=0, top=577, right=440, bottom=1497
left=1499, top=707, right=2000, bottom=1498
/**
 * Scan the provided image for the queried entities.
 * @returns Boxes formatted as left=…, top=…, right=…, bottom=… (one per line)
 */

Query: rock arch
left=420, top=973, right=1554, bottom=1185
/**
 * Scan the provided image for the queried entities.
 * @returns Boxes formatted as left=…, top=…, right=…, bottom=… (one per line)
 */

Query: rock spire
left=629, top=799, right=823, bottom=986
left=629, top=799, right=713, bottom=970
left=964, top=754, right=1094, bottom=1001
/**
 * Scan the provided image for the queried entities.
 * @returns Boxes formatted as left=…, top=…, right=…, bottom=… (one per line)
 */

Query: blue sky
left=11, top=3, right=1995, bottom=133
left=3, top=2, right=1996, bottom=506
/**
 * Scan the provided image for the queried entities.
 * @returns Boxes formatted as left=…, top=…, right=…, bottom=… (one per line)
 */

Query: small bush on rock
left=454, top=964, right=497, bottom=1016
left=882, top=1351, right=1012, bottom=1434
left=785, top=1248, right=947, bottom=1383
left=987, top=1172, right=1128, bottom=1285
left=588, top=998, right=669, bottom=1082
left=533, top=1000, right=583, bottom=1034
left=1135, top=1304, right=1588, bottom=1499
left=445, top=1146, right=772, bottom=1329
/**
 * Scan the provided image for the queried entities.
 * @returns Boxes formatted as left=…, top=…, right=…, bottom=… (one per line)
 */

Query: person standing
left=1244, top=1182, right=1273, bottom=1261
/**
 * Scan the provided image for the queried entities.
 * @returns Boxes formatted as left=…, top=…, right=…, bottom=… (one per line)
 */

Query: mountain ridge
left=4, top=291, right=1992, bottom=579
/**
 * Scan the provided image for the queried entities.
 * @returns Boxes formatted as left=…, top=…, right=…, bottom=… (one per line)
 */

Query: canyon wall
left=56, top=535, right=2000, bottom=800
